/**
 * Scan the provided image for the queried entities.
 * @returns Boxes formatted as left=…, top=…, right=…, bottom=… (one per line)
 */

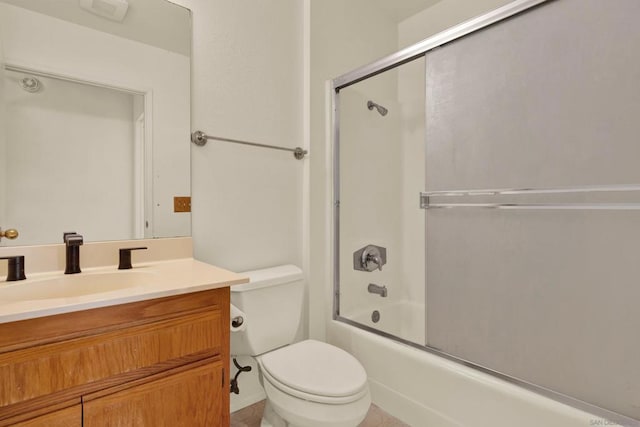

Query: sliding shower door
left=335, top=56, right=426, bottom=346
left=333, top=0, right=640, bottom=423
left=423, top=0, right=640, bottom=422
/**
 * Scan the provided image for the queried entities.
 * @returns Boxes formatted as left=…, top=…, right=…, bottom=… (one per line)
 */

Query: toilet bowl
left=257, top=340, right=371, bottom=427
left=230, top=265, right=370, bottom=427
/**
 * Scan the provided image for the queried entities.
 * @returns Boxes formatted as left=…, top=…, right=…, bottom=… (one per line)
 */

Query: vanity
left=0, top=238, right=248, bottom=426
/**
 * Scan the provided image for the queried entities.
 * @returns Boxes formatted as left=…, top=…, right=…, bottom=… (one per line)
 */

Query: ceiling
left=0, top=0, right=191, bottom=56
left=372, top=0, right=443, bottom=23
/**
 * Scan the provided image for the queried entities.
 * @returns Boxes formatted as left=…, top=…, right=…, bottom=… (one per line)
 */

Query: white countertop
left=0, top=258, right=248, bottom=324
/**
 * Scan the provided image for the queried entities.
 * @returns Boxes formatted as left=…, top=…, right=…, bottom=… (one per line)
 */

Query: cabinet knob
left=0, top=228, right=19, bottom=241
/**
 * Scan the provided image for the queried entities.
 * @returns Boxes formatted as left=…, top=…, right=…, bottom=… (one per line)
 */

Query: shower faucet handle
left=365, top=252, right=383, bottom=271
left=353, top=245, right=387, bottom=272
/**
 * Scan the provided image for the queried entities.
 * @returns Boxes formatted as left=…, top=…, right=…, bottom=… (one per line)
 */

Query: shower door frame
left=330, top=0, right=638, bottom=425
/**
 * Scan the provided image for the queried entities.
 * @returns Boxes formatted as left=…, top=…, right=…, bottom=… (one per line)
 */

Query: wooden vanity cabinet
left=83, top=359, right=223, bottom=426
left=0, top=287, right=230, bottom=427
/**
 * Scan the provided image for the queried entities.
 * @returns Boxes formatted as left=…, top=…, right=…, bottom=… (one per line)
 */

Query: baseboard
left=230, top=390, right=266, bottom=413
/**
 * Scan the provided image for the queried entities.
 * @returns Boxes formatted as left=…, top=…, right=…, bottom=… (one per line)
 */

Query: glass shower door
left=335, top=56, right=426, bottom=346
left=422, top=0, right=640, bottom=422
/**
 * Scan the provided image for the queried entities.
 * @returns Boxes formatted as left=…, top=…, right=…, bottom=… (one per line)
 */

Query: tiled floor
left=230, top=400, right=410, bottom=427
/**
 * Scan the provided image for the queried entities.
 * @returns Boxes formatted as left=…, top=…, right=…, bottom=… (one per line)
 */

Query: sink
left=0, top=270, right=158, bottom=302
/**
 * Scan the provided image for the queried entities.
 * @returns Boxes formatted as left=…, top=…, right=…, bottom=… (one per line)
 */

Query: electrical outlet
left=174, top=196, right=191, bottom=213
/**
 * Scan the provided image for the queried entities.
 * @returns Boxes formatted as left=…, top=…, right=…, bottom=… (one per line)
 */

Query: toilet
left=231, top=265, right=371, bottom=427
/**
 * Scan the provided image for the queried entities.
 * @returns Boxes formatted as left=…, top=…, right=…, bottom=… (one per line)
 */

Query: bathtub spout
left=368, top=283, right=387, bottom=297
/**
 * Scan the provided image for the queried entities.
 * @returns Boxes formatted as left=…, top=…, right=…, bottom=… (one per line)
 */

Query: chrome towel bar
left=191, top=130, right=307, bottom=160
left=420, top=184, right=640, bottom=210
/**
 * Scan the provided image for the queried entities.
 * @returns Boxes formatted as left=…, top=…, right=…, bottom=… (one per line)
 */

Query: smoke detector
left=79, top=0, right=129, bottom=22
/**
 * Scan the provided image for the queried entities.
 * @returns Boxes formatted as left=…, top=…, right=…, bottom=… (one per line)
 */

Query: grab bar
left=420, top=183, right=640, bottom=210
left=191, top=130, right=307, bottom=160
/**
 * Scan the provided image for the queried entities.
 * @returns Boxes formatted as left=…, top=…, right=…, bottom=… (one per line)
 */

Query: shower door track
left=331, top=0, right=639, bottom=425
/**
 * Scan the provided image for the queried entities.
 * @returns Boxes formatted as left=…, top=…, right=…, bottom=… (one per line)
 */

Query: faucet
left=0, top=255, right=26, bottom=281
left=354, top=245, right=387, bottom=272
left=368, top=283, right=387, bottom=297
left=364, top=252, right=383, bottom=271
left=63, top=232, right=83, bottom=274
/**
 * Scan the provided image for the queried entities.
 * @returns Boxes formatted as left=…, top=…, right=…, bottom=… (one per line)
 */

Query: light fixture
left=79, top=0, right=129, bottom=22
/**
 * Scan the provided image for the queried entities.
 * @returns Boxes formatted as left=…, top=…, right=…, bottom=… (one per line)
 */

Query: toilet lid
left=259, top=340, right=368, bottom=398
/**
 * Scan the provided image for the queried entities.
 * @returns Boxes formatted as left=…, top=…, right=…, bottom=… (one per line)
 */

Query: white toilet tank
left=231, top=265, right=303, bottom=356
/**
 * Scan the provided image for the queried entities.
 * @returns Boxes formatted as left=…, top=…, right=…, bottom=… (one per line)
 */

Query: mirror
left=0, top=0, right=191, bottom=246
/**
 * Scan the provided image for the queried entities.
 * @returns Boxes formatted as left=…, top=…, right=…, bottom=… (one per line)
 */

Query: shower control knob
left=353, top=245, right=387, bottom=272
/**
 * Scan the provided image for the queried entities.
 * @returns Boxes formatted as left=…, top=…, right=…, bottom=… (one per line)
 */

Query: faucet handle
left=63, top=232, right=83, bottom=245
left=118, top=247, right=148, bottom=270
left=354, top=245, right=387, bottom=272
left=0, top=256, right=26, bottom=281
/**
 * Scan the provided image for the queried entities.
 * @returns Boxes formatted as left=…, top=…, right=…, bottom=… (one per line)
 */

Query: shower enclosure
left=332, top=0, right=640, bottom=425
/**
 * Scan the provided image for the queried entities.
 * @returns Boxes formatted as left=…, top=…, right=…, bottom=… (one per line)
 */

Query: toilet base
left=261, top=378, right=371, bottom=427
left=260, top=400, right=287, bottom=427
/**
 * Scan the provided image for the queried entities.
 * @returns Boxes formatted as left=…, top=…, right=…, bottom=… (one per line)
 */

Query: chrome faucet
left=364, top=252, right=383, bottom=271
left=368, top=283, right=387, bottom=297
left=353, top=245, right=387, bottom=272
left=63, top=232, right=83, bottom=274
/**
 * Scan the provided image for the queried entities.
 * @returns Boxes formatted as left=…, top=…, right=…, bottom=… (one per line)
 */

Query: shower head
left=20, top=76, right=41, bottom=93
left=367, top=100, right=388, bottom=116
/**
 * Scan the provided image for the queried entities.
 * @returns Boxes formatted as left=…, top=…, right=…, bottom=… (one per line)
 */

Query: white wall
left=309, top=0, right=400, bottom=342
left=0, top=3, right=190, bottom=240
left=176, top=0, right=304, bottom=273
left=170, top=0, right=305, bottom=412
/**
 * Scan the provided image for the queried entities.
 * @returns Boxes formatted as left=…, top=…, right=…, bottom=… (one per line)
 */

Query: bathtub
left=329, top=310, right=600, bottom=427
left=348, top=300, right=425, bottom=345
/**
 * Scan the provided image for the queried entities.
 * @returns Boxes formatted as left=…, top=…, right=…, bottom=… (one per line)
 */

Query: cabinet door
left=11, top=405, right=81, bottom=427
left=83, top=361, right=224, bottom=427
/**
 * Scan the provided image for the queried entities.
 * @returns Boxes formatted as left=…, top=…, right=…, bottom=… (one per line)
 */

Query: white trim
left=133, top=113, right=145, bottom=238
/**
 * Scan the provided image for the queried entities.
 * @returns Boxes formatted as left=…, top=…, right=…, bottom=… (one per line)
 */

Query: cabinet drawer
left=83, top=360, right=223, bottom=427
left=0, top=310, right=222, bottom=407
left=10, top=404, right=81, bottom=427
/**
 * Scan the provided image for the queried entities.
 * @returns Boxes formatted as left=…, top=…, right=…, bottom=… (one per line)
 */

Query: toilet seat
left=258, top=340, right=368, bottom=404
